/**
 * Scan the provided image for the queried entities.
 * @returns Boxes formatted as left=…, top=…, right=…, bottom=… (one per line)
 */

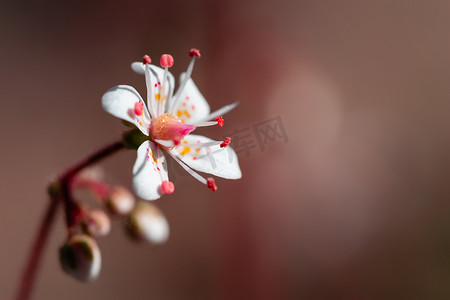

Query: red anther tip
left=160, top=54, right=174, bottom=68
left=188, top=48, right=201, bottom=58
left=134, top=102, right=144, bottom=116
left=143, top=55, right=152, bottom=64
left=207, top=178, right=217, bottom=192
left=216, top=116, right=224, bottom=127
left=161, top=181, right=175, bottom=194
left=220, top=137, right=231, bottom=148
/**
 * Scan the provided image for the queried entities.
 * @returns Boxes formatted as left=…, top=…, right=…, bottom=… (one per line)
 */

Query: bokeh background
left=2, top=0, right=450, bottom=299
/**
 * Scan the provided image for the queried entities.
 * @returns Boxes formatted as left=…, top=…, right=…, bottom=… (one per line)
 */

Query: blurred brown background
left=2, top=0, right=450, bottom=299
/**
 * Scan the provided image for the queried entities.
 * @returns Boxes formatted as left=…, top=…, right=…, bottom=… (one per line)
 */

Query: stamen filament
left=145, top=64, right=157, bottom=118
left=167, top=150, right=207, bottom=184
left=156, top=146, right=168, bottom=181
left=158, top=66, right=169, bottom=116
left=153, top=139, right=175, bottom=148
left=181, top=141, right=223, bottom=148
left=202, top=102, right=239, bottom=121
left=169, top=56, right=197, bottom=113
left=190, top=121, right=219, bottom=127
left=165, top=75, right=174, bottom=114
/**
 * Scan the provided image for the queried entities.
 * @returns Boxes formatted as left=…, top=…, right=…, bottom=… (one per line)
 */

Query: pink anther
left=216, top=116, right=224, bottom=127
left=188, top=48, right=201, bottom=58
left=161, top=181, right=175, bottom=194
left=160, top=54, right=174, bottom=68
left=220, top=137, right=231, bottom=148
left=207, top=178, right=217, bottom=192
left=142, top=55, right=152, bottom=64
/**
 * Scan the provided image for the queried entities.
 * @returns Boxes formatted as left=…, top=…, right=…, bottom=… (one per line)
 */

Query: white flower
left=102, top=50, right=241, bottom=200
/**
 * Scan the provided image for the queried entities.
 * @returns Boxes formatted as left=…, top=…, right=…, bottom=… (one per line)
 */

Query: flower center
left=150, top=113, right=196, bottom=144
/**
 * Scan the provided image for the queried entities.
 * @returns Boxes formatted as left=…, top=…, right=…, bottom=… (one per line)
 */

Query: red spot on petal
left=191, top=105, right=195, bottom=110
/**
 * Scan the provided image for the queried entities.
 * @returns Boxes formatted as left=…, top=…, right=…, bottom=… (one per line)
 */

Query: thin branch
left=14, top=140, right=126, bottom=300
left=15, top=195, right=59, bottom=300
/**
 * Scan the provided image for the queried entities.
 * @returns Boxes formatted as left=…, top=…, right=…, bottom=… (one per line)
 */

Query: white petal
left=170, top=73, right=210, bottom=123
left=173, top=134, right=241, bottom=179
left=133, top=141, right=169, bottom=200
left=131, top=62, right=175, bottom=112
left=202, top=101, right=239, bottom=122
left=101, top=85, right=150, bottom=135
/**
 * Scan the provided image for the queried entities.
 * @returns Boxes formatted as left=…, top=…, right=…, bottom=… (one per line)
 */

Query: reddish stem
left=59, top=140, right=124, bottom=228
left=15, top=195, right=60, bottom=300
left=15, top=140, right=125, bottom=300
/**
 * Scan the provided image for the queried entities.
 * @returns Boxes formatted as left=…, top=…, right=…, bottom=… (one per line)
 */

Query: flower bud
left=77, top=166, right=105, bottom=181
left=84, top=210, right=111, bottom=237
left=59, top=234, right=101, bottom=282
left=125, top=202, right=169, bottom=244
left=105, top=186, right=135, bottom=215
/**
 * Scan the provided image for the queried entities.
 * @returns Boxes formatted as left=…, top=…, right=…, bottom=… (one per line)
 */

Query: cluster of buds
left=58, top=168, right=169, bottom=282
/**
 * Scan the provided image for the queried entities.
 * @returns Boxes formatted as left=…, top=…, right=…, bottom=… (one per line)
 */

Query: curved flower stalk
left=102, top=49, right=241, bottom=200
